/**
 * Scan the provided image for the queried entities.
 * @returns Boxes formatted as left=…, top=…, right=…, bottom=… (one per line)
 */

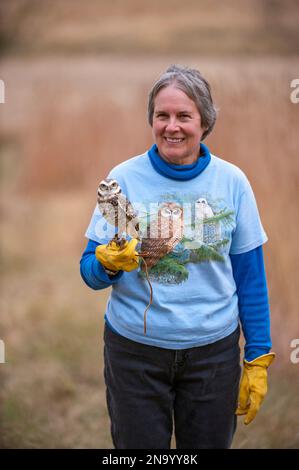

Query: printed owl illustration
left=97, top=178, right=140, bottom=239
left=140, top=202, right=184, bottom=270
left=195, top=197, right=221, bottom=244
left=195, top=198, right=214, bottom=219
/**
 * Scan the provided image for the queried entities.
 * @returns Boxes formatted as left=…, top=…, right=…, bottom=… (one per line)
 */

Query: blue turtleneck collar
left=147, top=142, right=211, bottom=181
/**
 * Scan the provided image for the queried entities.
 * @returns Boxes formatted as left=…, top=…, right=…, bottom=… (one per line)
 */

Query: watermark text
left=290, top=79, right=299, bottom=103
left=0, top=79, right=5, bottom=103
left=290, top=339, right=299, bottom=364
left=0, top=340, right=5, bottom=363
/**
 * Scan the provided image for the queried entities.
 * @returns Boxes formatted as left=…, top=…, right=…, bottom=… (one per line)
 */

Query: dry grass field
left=0, top=0, right=299, bottom=450
left=1, top=0, right=299, bottom=57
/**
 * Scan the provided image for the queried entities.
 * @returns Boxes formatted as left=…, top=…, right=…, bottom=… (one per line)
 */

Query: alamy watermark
left=290, top=79, right=299, bottom=104
left=0, top=339, right=5, bottom=363
left=0, top=79, right=5, bottom=104
left=95, top=201, right=229, bottom=250
left=290, top=339, right=299, bottom=364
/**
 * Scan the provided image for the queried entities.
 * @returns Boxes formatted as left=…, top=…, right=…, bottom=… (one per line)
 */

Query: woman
left=80, top=65, right=275, bottom=449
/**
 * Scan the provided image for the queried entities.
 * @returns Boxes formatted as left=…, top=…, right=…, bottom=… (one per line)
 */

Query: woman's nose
left=165, top=118, right=180, bottom=132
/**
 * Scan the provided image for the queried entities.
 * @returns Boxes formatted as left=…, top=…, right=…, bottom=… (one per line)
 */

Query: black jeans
left=103, top=323, right=241, bottom=449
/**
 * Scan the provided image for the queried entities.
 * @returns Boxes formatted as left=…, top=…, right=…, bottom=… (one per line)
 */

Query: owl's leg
left=108, top=233, right=127, bottom=249
left=117, top=236, right=127, bottom=249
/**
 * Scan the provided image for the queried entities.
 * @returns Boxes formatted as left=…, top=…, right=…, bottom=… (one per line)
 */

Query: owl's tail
left=139, top=256, right=153, bottom=335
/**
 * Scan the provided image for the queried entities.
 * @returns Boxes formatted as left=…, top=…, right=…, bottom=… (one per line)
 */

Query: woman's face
left=152, top=85, right=206, bottom=165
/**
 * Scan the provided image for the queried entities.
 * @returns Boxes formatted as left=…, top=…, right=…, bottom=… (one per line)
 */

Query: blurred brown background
left=0, top=0, right=298, bottom=449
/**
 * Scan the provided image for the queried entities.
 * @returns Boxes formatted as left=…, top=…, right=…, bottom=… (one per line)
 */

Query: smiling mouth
left=164, top=137, right=185, bottom=143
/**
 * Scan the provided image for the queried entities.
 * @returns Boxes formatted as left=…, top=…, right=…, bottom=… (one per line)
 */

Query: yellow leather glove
left=236, top=352, right=276, bottom=425
left=95, top=238, right=139, bottom=273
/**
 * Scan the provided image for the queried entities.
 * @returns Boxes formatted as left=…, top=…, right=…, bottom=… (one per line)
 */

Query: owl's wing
left=116, top=193, right=140, bottom=238
left=116, top=193, right=138, bottom=220
left=115, top=192, right=127, bottom=213
left=140, top=238, right=169, bottom=269
left=140, top=234, right=181, bottom=270
left=205, top=206, right=214, bottom=218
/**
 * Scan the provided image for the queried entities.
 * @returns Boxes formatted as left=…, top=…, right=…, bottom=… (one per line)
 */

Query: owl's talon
left=118, top=237, right=127, bottom=250
left=107, top=233, right=127, bottom=249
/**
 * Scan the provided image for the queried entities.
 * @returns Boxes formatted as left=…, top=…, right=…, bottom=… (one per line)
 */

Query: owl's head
left=159, top=202, right=183, bottom=220
left=196, top=198, right=208, bottom=206
left=97, top=178, right=121, bottom=200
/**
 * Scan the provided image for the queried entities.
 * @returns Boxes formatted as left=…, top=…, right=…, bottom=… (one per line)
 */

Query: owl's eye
left=99, top=184, right=108, bottom=191
left=162, top=208, right=172, bottom=217
left=111, top=182, right=118, bottom=188
left=172, top=208, right=181, bottom=216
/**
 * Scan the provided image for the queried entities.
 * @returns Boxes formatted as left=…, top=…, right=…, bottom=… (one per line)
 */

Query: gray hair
left=148, top=64, right=217, bottom=140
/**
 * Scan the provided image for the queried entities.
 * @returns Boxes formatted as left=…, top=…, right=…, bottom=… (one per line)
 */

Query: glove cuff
left=103, top=266, right=119, bottom=276
left=244, top=352, right=276, bottom=368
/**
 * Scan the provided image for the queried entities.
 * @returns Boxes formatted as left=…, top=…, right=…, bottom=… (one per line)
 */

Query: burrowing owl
left=97, top=178, right=140, bottom=239
left=140, top=202, right=184, bottom=270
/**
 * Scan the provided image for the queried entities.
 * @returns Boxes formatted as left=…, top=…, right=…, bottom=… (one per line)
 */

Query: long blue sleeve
left=230, top=245, right=272, bottom=361
left=80, top=239, right=124, bottom=290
